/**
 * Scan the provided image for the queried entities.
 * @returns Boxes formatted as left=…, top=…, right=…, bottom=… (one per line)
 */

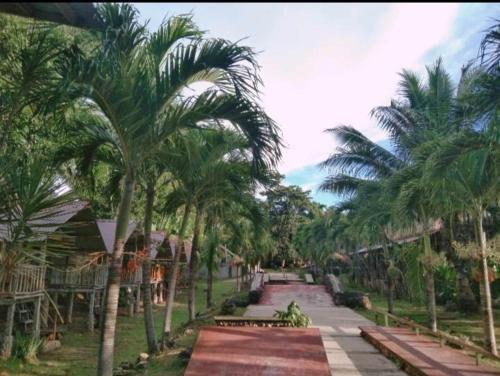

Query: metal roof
left=0, top=3, right=104, bottom=30
left=0, top=200, right=90, bottom=241
left=95, top=219, right=137, bottom=254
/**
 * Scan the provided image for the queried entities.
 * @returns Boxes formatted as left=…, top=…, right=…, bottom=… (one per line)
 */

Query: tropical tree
left=320, top=59, right=467, bottom=331
left=56, top=4, right=281, bottom=373
left=424, top=25, right=500, bottom=351
left=263, top=180, right=321, bottom=266
left=158, top=128, right=276, bottom=344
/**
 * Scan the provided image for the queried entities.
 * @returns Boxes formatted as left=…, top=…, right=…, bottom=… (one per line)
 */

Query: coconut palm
left=425, top=64, right=499, bottom=353
left=320, top=59, right=463, bottom=331
left=56, top=4, right=281, bottom=373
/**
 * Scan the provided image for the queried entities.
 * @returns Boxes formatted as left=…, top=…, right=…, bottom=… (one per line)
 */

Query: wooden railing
left=121, top=266, right=143, bottom=286
left=0, top=264, right=46, bottom=296
left=48, top=264, right=108, bottom=289
left=370, top=307, right=500, bottom=366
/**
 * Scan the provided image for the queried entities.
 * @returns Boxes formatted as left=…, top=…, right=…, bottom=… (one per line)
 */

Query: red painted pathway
left=184, top=326, right=331, bottom=376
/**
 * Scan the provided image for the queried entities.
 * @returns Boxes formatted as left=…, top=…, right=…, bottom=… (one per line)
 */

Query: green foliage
left=434, top=264, right=457, bottom=305
left=273, top=301, right=311, bottom=327
left=264, top=177, right=323, bottom=264
left=12, top=333, right=44, bottom=363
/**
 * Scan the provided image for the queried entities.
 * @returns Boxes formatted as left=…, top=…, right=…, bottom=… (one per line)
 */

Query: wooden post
left=0, top=303, right=16, bottom=359
left=384, top=314, right=389, bottom=327
left=33, top=295, right=42, bottom=338
left=236, top=266, right=240, bottom=292
left=67, top=292, right=74, bottom=325
left=134, top=285, right=141, bottom=313
left=42, top=295, right=50, bottom=328
left=415, top=328, right=420, bottom=336
left=475, top=352, right=480, bottom=366
left=88, top=291, right=95, bottom=332
left=152, top=284, right=158, bottom=304
left=127, top=288, right=134, bottom=317
left=158, top=283, right=164, bottom=304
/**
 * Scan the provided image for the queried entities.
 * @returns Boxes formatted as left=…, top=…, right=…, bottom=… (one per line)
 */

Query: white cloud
left=260, top=4, right=460, bottom=173
left=136, top=3, right=463, bottom=177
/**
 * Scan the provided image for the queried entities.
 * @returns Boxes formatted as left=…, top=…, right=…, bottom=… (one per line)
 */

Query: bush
left=273, top=301, right=311, bottom=327
left=434, top=264, right=457, bottom=305
left=13, top=333, right=44, bottom=363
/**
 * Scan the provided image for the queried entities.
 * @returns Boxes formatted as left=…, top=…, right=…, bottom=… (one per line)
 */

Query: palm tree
left=320, top=59, right=462, bottom=331
left=425, top=61, right=499, bottom=353
left=158, top=128, right=275, bottom=344
left=56, top=4, right=281, bottom=373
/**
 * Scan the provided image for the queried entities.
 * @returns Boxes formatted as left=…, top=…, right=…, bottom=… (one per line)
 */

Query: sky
left=134, top=3, right=499, bottom=206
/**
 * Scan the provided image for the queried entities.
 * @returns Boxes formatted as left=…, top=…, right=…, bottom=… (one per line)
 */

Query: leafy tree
left=56, top=4, right=280, bottom=372
left=263, top=180, right=321, bottom=265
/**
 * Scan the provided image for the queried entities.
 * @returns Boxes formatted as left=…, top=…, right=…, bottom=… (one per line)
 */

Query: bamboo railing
left=0, top=264, right=46, bottom=296
left=48, top=264, right=108, bottom=290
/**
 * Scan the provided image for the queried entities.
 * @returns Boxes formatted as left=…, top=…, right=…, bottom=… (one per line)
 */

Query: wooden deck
left=361, top=326, right=500, bottom=376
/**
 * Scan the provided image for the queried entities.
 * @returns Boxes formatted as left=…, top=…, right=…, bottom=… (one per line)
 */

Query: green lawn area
left=341, top=275, right=500, bottom=350
left=1, top=278, right=244, bottom=376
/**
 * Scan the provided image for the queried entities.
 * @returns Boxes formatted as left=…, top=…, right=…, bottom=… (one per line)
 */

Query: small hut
left=0, top=201, right=90, bottom=358
left=45, top=206, right=112, bottom=332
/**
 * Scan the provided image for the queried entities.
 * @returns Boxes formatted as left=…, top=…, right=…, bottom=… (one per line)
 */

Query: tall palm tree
left=426, top=58, right=499, bottom=353
left=158, top=128, right=274, bottom=343
left=56, top=4, right=281, bottom=373
left=320, top=59, right=462, bottom=331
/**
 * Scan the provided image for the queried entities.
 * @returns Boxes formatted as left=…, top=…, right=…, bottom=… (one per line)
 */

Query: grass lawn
left=341, top=275, right=500, bottom=351
left=1, top=278, right=244, bottom=376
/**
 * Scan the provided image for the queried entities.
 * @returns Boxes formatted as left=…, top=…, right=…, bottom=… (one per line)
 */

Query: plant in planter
left=273, top=301, right=311, bottom=327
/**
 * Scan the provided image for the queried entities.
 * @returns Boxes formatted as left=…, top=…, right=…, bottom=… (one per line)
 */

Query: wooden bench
left=305, top=273, right=314, bottom=284
left=214, top=316, right=292, bottom=327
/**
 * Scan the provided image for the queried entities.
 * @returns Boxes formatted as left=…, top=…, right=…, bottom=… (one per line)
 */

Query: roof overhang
left=0, top=3, right=104, bottom=30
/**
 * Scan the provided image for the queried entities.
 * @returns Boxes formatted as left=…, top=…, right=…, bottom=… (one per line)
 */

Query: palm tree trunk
left=381, top=239, right=395, bottom=314
left=476, top=209, right=498, bottom=355
left=422, top=222, right=438, bottom=333
left=142, top=183, right=158, bottom=354
left=161, top=203, right=191, bottom=348
left=188, top=206, right=203, bottom=321
left=97, top=170, right=135, bottom=376
left=207, top=266, right=213, bottom=308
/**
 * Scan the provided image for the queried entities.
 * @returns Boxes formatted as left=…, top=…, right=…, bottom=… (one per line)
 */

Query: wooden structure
left=45, top=204, right=111, bottom=332
left=305, top=273, right=315, bottom=284
left=369, top=307, right=500, bottom=367
left=0, top=201, right=93, bottom=358
left=0, top=3, right=104, bottom=29
left=361, top=326, right=500, bottom=375
left=0, top=264, right=45, bottom=359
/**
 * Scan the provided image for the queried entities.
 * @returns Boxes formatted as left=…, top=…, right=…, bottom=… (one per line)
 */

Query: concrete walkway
left=245, top=273, right=406, bottom=375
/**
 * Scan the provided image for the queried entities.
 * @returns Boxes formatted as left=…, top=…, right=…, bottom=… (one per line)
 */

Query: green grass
left=1, top=278, right=243, bottom=376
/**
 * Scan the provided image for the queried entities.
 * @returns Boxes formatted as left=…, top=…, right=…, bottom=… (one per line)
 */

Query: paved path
left=245, top=273, right=405, bottom=375
left=185, top=327, right=331, bottom=376
left=362, top=326, right=500, bottom=376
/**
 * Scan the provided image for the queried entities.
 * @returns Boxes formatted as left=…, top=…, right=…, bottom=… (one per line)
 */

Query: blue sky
left=134, top=3, right=499, bottom=207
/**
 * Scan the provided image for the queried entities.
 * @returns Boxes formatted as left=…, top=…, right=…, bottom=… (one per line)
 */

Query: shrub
left=13, top=333, right=44, bottom=363
left=273, top=301, right=311, bottom=327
